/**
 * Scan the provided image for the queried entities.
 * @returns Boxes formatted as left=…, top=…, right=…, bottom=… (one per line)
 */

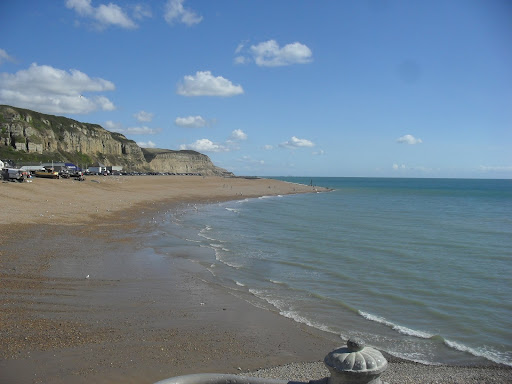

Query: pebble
left=243, top=361, right=512, bottom=384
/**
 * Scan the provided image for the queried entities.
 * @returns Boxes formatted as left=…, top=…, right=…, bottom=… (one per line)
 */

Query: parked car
left=1, top=168, right=27, bottom=182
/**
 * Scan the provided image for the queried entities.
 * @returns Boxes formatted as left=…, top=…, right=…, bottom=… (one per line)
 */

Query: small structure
left=324, top=339, right=388, bottom=384
left=107, top=165, right=123, bottom=173
left=41, top=162, right=78, bottom=173
left=20, top=165, right=45, bottom=173
left=65, top=162, right=79, bottom=171
left=154, top=339, right=388, bottom=384
left=88, top=163, right=105, bottom=174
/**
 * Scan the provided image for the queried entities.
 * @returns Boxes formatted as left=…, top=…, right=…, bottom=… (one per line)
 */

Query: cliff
left=142, top=148, right=233, bottom=176
left=0, top=105, right=233, bottom=176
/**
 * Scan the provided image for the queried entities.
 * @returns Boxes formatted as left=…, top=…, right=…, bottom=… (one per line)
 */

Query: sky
left=0, top=0, right=511, bottom=178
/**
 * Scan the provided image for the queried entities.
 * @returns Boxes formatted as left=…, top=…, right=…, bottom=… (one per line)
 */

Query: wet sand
left=1, top=176, right=510, bottom=383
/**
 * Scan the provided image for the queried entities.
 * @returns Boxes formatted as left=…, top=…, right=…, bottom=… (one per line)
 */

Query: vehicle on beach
left=71, top=170, right=86, bottom=181
left=1, top=168, right=27, bottom=182
left=34, top=168, right=60, bottom=179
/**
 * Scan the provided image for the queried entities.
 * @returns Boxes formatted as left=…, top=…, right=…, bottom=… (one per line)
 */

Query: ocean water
left=145, top=177, right=512, bottom=367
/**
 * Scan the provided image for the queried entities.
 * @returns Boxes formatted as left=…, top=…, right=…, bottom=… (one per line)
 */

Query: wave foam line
left=249, top=289, right=336, bottom=334
left=359, top=311, right=434, bottom=339
left=360, top=311, right=512, bottom=366
left=198, top=233, right=217, bottom=241
left=444, top=339, right=512, bottom=367
left=213, top=248, right=242, bottom=269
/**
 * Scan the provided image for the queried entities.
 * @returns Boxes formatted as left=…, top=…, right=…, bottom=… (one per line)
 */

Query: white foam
left=444, top=339, right=512, bottom=367
left=198, top=232, right=216, bottom=241
left=248, top=289, right=335, bottom=334
left=214, top=249, right=242, bottom=269
left=249, top=289, right=284, bottom=309
left=219, top=259, right=242, bottom=269
left=225, top=207, right=240, bottom=213
left=235, top=281, right=245, bottom=287
left=279, top=310, right=334, bottom=333
left=359, top=311, right=433, bottom=339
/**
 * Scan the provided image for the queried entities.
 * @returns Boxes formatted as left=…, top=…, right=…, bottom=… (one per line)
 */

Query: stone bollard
left=323, top=338, right=388, bottom=384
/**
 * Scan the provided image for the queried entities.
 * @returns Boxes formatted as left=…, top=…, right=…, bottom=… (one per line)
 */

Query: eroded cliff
left=0, top=105, right=232, bottom=176
left=142, top=148, right=232, bottom=176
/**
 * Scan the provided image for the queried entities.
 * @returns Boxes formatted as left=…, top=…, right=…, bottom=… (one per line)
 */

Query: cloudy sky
left=0, top=1, right=510, bottom=178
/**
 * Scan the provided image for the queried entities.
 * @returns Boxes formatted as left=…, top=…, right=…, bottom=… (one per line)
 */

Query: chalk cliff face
left=0, top=105, right=232, bottom=176
left=142, top=148, right=232, bottom=176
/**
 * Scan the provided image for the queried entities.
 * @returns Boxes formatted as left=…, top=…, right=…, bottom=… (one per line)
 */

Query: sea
left=143, top=177, right=512, bottom=367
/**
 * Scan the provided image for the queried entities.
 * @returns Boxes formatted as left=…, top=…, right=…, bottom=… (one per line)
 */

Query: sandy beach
left=1, top=176, right=510, bottom=384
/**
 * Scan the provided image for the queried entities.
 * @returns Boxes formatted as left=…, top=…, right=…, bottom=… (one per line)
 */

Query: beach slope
left=0, top=176, right=510, bottom=383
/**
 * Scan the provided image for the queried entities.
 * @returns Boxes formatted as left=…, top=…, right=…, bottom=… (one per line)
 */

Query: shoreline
left=0, top=175, right=328, bottom=226
left=1, top=176, right=510, bottom=383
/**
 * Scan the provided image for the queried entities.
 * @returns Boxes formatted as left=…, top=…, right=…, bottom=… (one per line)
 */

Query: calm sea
left=145, top=177, right=512, bottom=367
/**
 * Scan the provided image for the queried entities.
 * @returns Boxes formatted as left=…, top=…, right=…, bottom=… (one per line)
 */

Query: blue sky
left=0, top=0, right=510, bottom=178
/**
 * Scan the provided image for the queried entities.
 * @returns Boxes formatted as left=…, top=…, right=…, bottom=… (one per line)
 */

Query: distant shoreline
left=0, top=175, right=326, bottom=225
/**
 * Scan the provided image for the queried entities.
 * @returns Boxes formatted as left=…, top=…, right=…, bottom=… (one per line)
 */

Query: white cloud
left=238, top=155, right=264, bottom=165
left=392, top=164, right=434, bottom=173
left=117, top=126, right=161, bottom=135
left=132, top=4, right=152, bottom=20
left=230, top=129, right=247, bottom=140
left=279, top=136, right=315, bottom=149
left=96, top=95, right=115, bottom=110
left=179, top=138, right=229, bottom=153
left=234, top=56, right=247, bottom=65
left=179, top=131, right=247, bottom=153
left=263, top=145, right=274, bottom=150
left=104, top=120, right=122, bottom=131
left=164, top=0, right=202, bottom=26
left=312, top=149, right=325, bottom=156
left=66, top=0, right=137, bottom=29
left=134, top=110, right=153, bottom=122
left=175, top=115, right=207, bottom=128
left=234, top=41, right=249, bottom=64
left=0, top=49, right=14, bottom=65
left=137, top=140, right=156, bottom=148
left=177, top=71, right=244, bottom=97
left=397, top=134, right=423, bottom=145
left=250, top=40, right=313, bottom=67
left=478, top=165, right=512, bottom=172
left=235, top=42, right=246, bottom=54
left=66, top=0, right=93, bottom=15
left=0, top=63, right=115, bottom=114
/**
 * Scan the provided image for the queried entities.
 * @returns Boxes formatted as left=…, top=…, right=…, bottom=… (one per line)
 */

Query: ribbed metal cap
left=324, top=338, right=388, bottom=374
